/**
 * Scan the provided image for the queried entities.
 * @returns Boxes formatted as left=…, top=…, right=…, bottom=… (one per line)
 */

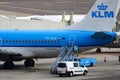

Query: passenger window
left=47, top=40, right=50, bottom=43
left=19, top=40, right=21, bottom=43
left=44, top=40, right=46, bottom=43
left=32, top=40, right=34, bottom=43
left=2, top=40, right=4, bottom=43
left=25, top=40, right=28, bottom=43
left=35, top=40, right=37, bottom=43
left=9, top=40, right=11, bottom=43
left=38, top=40, right=40, bottom=43
left=41, top=40, right=43, bottom=43
left=6, top=40, right=8, bottom=43
left=12, top=40, right=15, bottom=43
left=28, top=40, right=31, bottom=43
left=73, top=63, right=78, bottom=67
left=51, top=40, right=53, bottom=43
left=22, top=40, right=24, bottom=43
left=16, top=40, right=18, bottom=43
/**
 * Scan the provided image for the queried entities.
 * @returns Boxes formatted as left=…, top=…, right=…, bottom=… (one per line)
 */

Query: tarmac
left=0, top=49, right=120, bottom=80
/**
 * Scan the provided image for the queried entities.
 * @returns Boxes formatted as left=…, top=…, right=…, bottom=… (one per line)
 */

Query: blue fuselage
left=0, top=30, right=116, bottom=47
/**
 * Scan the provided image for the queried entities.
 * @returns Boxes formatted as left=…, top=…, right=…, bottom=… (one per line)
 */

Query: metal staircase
left=50, top=44, right=74, bottom=74
left=50, top=46, right=67, bottom=74
left=62, top=46, right=74, bottom=61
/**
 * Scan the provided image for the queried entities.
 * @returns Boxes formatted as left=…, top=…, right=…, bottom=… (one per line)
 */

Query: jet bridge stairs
left=50, top=44, right=76, bottom=74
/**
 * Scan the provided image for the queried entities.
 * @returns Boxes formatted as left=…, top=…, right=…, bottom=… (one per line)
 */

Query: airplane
left=0, top=0, right=119, bottom=69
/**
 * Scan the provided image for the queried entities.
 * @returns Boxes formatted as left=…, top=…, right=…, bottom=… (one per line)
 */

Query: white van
left=57, top=61, right=88, bottom=77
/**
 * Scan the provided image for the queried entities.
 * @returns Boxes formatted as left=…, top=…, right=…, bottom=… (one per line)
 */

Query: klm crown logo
left=97, top=3, right=107, bottom=10
left=92, top=3, right=114, bottom=18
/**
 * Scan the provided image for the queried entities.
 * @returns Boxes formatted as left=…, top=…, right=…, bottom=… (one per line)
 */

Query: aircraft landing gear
left=3, top=60, right=14, bottom=69
left=24, top=59, right=35, bottom=67
left=96, top=48, right=101, bottom=53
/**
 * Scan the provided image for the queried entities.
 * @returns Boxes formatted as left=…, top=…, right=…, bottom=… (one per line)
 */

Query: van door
left=73, top=62, right=80, bottom=74
left=78, top=63, right=84, bottom=74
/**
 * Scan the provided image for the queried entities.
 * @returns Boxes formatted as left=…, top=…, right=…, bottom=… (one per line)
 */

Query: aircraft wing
left=0, top=47, right=34, bottom=61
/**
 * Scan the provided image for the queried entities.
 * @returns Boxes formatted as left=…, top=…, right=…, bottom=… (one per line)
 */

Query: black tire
left=83, top=71, right=87, bottom=76
left=24, top=59, right=35, bottom=67
left=24, top=59, right=30, bottom=67
left=96, top=48, right=101, bottom=53
left=3, top=61, right=14, bottom=69
left=68, top=72, right=73, bottom=77
left=90, top=62, right=93, bottom=67
left=59, top=74, right=63, bottom=77
left=30, top=59, right=35, bottom=67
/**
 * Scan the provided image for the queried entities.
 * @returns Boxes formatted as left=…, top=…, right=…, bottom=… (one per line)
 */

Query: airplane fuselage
left=0, top=30, right=116, bottom=47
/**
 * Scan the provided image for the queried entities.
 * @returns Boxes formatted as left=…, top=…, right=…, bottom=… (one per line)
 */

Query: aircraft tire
left=24, top=59, right=35, bottom=67
left=3, top=61, right=14, bottom=69
left=96, top=48, right=101, bottom=53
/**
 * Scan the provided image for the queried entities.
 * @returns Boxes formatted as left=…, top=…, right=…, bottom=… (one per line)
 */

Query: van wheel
left=83, top=71, right=87, bottom=76
left=59, top=74, right=63, bottom=77
left=68, top=72, right=73, bottom=77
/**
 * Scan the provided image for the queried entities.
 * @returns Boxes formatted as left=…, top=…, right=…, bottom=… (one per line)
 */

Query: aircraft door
left=0, top=38, right=2, bottom=46
left=69, top=34, right=75, bottom=46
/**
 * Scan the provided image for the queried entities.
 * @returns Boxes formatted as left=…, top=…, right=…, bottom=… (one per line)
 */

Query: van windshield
left=58, top=63, right=66, bottom=68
